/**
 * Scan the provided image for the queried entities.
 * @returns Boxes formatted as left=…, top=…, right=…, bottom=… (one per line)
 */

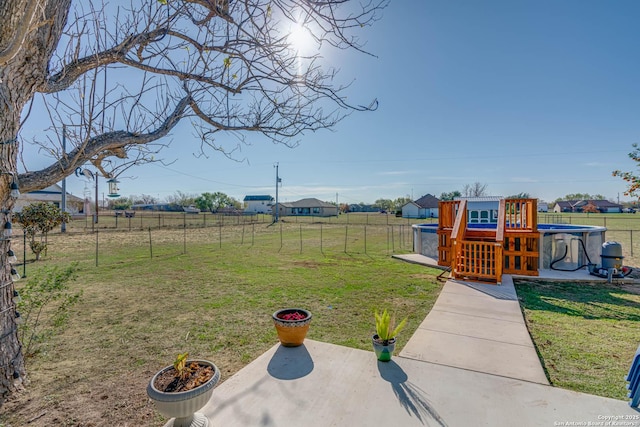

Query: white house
left=402, top=194, right=440, bottom=219
left=14, top=184, right=84, bottom=213
left=275, top=198, right=338, bottom=217
left=243, top=195, right=274, bottom=214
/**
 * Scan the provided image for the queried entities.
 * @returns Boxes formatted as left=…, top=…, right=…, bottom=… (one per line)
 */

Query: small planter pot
left=147, top=360, right=220, bottom=427
left=372, top=334, right=396, bottom=362
left=272, top=308, right=312, bottom=347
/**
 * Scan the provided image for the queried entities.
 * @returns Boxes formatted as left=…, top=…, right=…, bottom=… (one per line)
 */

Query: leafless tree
left=462, top=182, right=489, bottom=198
left=0, top=0, right=386, bottom=403
left=130, top=194, right=160, bottom=205
left=165, top=190, right=198, bottom=206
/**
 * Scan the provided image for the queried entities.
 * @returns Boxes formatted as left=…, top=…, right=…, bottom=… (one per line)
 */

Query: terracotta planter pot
left=272, top=308, right=312, bottom=347
left=147, top=359, right=220, bottom=427
left=372, top=334, right=396, bottom=362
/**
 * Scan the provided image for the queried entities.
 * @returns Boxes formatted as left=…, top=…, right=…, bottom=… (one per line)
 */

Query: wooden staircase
left=438, top=198, right=539, bottom=284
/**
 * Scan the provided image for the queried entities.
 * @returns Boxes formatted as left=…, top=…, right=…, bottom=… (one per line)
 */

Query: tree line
left=107, top=191, right=242, bottom=213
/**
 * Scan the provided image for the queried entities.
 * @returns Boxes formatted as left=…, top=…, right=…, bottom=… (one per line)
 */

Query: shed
left=244, top=195, right=274, bottom=214
left=457, top=196, right=503, bottom=224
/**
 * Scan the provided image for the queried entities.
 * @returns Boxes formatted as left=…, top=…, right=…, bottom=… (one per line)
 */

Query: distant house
left=275, top=198, right=338, bottom=218
left=538, top=202, right=549, bottom=213
left=553, top=200, right=622, bottom=213
left=131, top=203, right=182, bottom=212
left=243, top=195, right=274, bottom=214
left=14, top=184, right=84, bottom=213
left=348, top=204, right=378, bottom=213
left=401, top=194, right=440, bottom=218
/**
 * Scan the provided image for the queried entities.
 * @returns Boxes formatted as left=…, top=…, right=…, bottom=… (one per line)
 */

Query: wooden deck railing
left=503, top=232, right=539, bottom=276
left=450, top=199, right=467, bottom=245
left=439, top=201, right=460, bottom=229
left=496, top=199, right=506, bottom=243
left=437, top=200, right=460, bottom=266
left=453, top=240, right=503, bottom=283
left=504, top=198, right=538, bottom=232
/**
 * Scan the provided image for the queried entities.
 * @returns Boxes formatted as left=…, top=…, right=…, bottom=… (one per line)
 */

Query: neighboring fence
left=66, top=211, right=437, bottom=232
left=12, top=221, right=418, bottom=273
left=15, top=211, right=640, bottom=273
left=538, top=213, right=640, bottom=229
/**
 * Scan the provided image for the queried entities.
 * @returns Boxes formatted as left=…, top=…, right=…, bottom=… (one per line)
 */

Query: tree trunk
left=0, top=0, right=70, bottom=405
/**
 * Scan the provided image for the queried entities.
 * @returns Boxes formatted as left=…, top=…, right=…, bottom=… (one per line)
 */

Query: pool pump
left=589, top=241, right=631, bottom=282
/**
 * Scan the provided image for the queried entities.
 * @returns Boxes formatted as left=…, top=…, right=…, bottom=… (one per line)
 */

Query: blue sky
left=22, top=0, right=640, bottom=205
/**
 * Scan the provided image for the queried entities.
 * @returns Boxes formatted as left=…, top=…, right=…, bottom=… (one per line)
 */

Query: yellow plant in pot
left=372, top=309, right=407, bottom=362
left=147, top=352, right=221, bottom=427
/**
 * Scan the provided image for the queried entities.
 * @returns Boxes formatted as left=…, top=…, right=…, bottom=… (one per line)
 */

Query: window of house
left=313, top=207, right=320, bottom=214
left=468, top=211, right=479, bottom=223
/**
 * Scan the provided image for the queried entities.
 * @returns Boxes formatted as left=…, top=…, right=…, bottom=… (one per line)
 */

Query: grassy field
left=55, top=210, right=640, bottom=265
left=2, top=224, right=444, bottom=427
left=516, top=279, right=640, bottom=400
left=3, top=213, right=640, bottom=425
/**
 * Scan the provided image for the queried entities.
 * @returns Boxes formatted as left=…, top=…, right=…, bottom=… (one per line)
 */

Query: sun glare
left=288, top=22, right=316, bottom=55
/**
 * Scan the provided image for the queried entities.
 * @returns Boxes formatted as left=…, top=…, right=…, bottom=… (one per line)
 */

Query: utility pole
left=61, top=125, right=67, bottom=232
left=274, top=163, right=281, bottom=222
left=95, top=174, right=99, bottom=224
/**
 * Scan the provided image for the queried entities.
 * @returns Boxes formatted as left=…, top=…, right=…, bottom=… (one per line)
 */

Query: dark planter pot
left=372, top=334, right=396, bottom=362
left=272, top=308, right=312, bottom=347
left=147, top=359, right=220, bottom=427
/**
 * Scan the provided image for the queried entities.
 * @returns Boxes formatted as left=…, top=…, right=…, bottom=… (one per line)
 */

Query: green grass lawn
left=4, top=226, right=444, bottom=426
left=6, top=220, right=640, bottom=426
left=516, top=279, right=640, bottom=400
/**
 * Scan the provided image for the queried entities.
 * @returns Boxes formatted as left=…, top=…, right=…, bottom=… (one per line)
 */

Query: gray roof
left=279, top=198, right=335, bottom=208
left=414, top=194, right=440, bottom=209
left=244, top=195, right=273, bottom=201
left=19, top=184, right=83, bottom=203
left=556, top=199, right=622, bottom=209
left=456, top=196, right=504, bottom=202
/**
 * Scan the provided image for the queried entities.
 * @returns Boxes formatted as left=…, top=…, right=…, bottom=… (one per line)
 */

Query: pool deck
left=393, top=253, right=639, bottom=283
left=159, top=255, right=640, bottom=426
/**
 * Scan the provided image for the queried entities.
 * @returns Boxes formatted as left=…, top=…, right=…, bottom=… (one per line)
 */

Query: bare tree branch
left=19, top=95, right=191, bottom=192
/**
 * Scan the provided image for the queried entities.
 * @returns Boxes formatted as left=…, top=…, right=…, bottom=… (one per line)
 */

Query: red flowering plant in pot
left=272, top=308, right=312, bottom=347
left=147, top=352, right=221, bottom=427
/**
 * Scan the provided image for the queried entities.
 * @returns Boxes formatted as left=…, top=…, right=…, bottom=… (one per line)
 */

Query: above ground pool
left=413, top=223, right=607, bottom=271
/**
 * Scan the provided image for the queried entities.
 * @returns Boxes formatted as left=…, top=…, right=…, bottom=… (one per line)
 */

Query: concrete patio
left=160, top=255, right=639, bottom=426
